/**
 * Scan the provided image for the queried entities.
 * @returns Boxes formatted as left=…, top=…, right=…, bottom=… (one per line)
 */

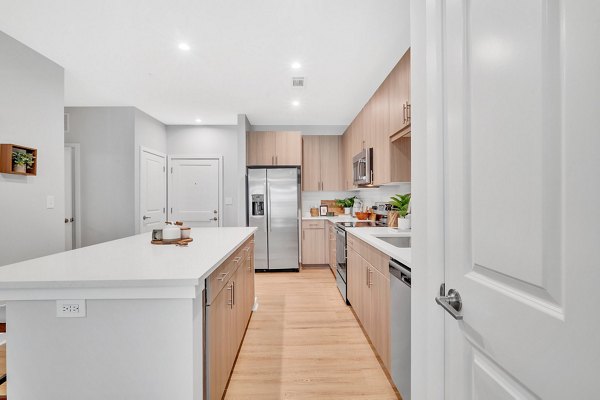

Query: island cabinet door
left=245, top=244, right=255, bottom=323
left=232, top=264, right=247, bottom=351
left=207, top=283, right=235, bottom=400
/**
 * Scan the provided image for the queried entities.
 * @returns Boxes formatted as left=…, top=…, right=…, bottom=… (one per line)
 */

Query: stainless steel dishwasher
left=389, top=258, right=411, bottom=400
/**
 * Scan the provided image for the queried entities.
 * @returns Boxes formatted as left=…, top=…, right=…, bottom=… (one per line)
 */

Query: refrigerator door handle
left=267, top=181, right=272, bottom=232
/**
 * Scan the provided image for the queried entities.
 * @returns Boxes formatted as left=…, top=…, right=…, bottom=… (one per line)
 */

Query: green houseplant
left=389, top=193, right=411, bottom=230
left=12, top=151, right=35, bottom=173
left=335, top=196, right=356, bottom=215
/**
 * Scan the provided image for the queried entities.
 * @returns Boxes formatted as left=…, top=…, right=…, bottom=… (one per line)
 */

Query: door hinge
left=163, top=208, right=165, bottom=213
left=170, top=167, right=173, bottom=173
left=163, top=166, right=166, bottom=172
left=170, top=207, right=173, bottom=213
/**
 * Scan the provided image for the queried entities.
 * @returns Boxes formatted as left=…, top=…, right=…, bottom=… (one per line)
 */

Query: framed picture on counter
left=319, top=205, right=328, bottom=216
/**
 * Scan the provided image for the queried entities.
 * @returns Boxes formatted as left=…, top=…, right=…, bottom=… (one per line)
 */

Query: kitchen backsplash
left=301, top=184, right=411, bottom=215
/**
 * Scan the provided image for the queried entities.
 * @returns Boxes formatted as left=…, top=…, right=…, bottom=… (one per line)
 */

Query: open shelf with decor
left=0, top=144, right=37, bottom=176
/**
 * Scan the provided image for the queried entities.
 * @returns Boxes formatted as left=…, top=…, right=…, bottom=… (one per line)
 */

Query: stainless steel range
left=334, top=221, right=380, bottom=303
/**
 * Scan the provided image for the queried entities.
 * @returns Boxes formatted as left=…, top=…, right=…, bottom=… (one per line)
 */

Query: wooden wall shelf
left=0, top=144, right=38, bottom=176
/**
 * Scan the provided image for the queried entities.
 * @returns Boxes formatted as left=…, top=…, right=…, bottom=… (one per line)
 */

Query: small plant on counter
left=12, top=151, right=35, bottom=172
left=335, top=196, right=356, bottom=208
left=390, top=194, right=411, bottom=218
left=335, top=196, right=356, bottom=215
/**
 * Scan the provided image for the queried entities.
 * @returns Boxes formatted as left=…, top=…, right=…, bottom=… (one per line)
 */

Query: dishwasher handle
left=389, top=259, right=411, bottom=287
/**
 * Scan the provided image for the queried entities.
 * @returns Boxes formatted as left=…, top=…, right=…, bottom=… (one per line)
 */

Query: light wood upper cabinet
left=247, top=131, right=301, bottom=166
left=340, top=47, right=411, bottom=186
left=302, top=135, right=343, bottom=191
left=301, top=136, right=321, bottom=191
left=319, top=136, right=342, bottom=191
left=247, top=131, right=276, bottom=166
left=275, top=131, right=302, bottom=165
left=389, top=49, right=411, bottom=136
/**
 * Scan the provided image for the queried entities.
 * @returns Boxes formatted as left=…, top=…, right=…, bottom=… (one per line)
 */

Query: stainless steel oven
left=334, top=224, right=348, bottom=304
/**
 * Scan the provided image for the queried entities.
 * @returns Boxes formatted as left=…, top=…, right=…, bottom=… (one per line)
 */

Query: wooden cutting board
left=320, top=200, right=344, bottom=216
left=151, top=238, right=194, bottom=246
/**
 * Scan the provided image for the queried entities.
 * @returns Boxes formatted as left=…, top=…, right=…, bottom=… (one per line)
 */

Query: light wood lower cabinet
left=301, top=221, right=326, bottom=265
left=206, top=236, right=255, bottom=400
left=346, top=234, right=391, bottom=369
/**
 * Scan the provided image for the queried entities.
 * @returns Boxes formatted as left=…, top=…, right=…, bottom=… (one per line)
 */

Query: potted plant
left=335, top=196, right=356, bottom=215
left=12, top=151, right=35, bottom=174
left=389, top=193, right=411, bottom=230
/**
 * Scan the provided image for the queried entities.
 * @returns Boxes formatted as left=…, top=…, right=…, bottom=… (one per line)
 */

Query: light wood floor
left=225, top=266, right=398, bottom=400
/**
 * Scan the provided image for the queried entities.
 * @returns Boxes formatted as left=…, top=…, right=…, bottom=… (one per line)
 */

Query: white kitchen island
left=0, top=227, right=256, bottom=400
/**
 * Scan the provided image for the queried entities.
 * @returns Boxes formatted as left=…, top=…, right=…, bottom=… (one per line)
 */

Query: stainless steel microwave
left=352, top=148, right=373, bottom=185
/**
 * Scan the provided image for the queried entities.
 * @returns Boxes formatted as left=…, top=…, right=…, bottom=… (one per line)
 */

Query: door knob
left=213, top=210, right=218, bottom=214
left=143, top=215, right=150, bottom=220
left=435, top=288, right=463, bottom=320
left=64, top=218, right=69, bottom=223
left=212, top=217, right=218, bottom=221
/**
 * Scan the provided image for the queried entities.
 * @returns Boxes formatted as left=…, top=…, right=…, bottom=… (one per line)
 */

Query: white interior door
left=64, top=146, right=74, bottom=250
left=440, top=1, right=600, bottom=398
left=169, top=157, right=221, bottom=227
left=140, top=148, right=167, bottom=233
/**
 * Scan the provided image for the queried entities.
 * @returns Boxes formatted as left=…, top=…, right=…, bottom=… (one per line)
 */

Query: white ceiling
left=0, top=0, right=410, bottom=125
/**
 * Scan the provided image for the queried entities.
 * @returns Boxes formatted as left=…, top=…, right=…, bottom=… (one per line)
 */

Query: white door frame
left=167, top=155, right=224, bottom=227
left=410, top=0, right=445, bottom=398
left=139, top=146, right=167, bottom=233
left=64, top=143, right=82, bottom=249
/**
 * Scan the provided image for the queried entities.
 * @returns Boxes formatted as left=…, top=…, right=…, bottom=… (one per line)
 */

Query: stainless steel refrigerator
left=247, top=168, right=300, bottom=271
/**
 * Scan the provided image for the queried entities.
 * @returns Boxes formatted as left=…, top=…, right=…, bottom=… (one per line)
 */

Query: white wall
left=6, top=298, right=195, bottom=400
left=134, top=109, right=167, bottom=233
left=251, top=125, right=346, bottom=135
left=64, top=107, right=135, bottom=247
left=237, top=115, right=251, bottom=226
left=167, top=125, right=240, bottom=227
left=0, top=31, right=65, bottom=267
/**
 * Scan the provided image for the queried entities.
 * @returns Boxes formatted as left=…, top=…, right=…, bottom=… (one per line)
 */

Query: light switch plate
left=225, top=197, right=233, bottom=205
left=46, top=195, right=55, bottom=209
left=56, top=299, right=86, bottom=318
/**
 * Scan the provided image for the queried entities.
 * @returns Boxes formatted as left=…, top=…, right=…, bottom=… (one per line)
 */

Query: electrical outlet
left=56, top=299, right=86, bottom=318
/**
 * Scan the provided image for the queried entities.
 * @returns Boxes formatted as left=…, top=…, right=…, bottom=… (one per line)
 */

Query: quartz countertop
left=345, top=227, right=411, bottom=267
left=0, top=227, right=256, bottom=299
left=302, top=215, right=361, bottom=223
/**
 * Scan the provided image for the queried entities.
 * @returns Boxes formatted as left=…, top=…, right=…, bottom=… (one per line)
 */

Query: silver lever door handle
left=435, top=289, right=463, bottom=320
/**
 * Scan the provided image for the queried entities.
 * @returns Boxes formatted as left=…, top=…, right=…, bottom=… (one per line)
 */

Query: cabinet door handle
left=276, top=155, right=278, bottom=165
left=407, top=103, right=411, bottom=123
left=403, top=103, right=406, bottom=124
left=366, top=267, right=369, bottom=287
left=369, top=269, right=373, bottom=287
left=227, top=283, right=233, bottom=307
left=232, top=280, right=235, bottom=307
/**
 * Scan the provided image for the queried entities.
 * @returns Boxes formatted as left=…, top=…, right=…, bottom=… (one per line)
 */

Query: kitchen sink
left=375, top=236, right=411, bottom=248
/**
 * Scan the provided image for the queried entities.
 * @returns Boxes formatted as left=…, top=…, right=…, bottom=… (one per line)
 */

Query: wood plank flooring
left=225, top=266, right=398, bottom=400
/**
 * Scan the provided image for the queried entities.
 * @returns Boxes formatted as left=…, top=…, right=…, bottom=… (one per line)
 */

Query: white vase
left=397, top=217, right=411, bottom=231
left=14, top=164, right=26, bottom=173
left=344, top=207, right=352, bottom=215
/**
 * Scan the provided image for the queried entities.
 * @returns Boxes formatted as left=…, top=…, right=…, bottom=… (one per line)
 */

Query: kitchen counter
left=346, top=227, right=411, bottom=267
left=0, top=227, right=256, bottom=399
left=302, top=215, right=360, bottom=222
left=0, top=227, right=256, bottom=299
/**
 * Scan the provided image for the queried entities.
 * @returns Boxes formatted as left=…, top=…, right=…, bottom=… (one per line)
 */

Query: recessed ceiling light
left=292, top=100, right=300, bottom=107
left=178, top=42, right=191, bottom=51
left=291, top=62, right=302, bottom=69
left=195, top=118, right=202, bottom=123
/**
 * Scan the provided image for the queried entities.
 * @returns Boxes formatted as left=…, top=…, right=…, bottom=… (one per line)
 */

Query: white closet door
left=169, top=158, right=220, bottom=227
left=140, top=149, right=167, bottom=233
